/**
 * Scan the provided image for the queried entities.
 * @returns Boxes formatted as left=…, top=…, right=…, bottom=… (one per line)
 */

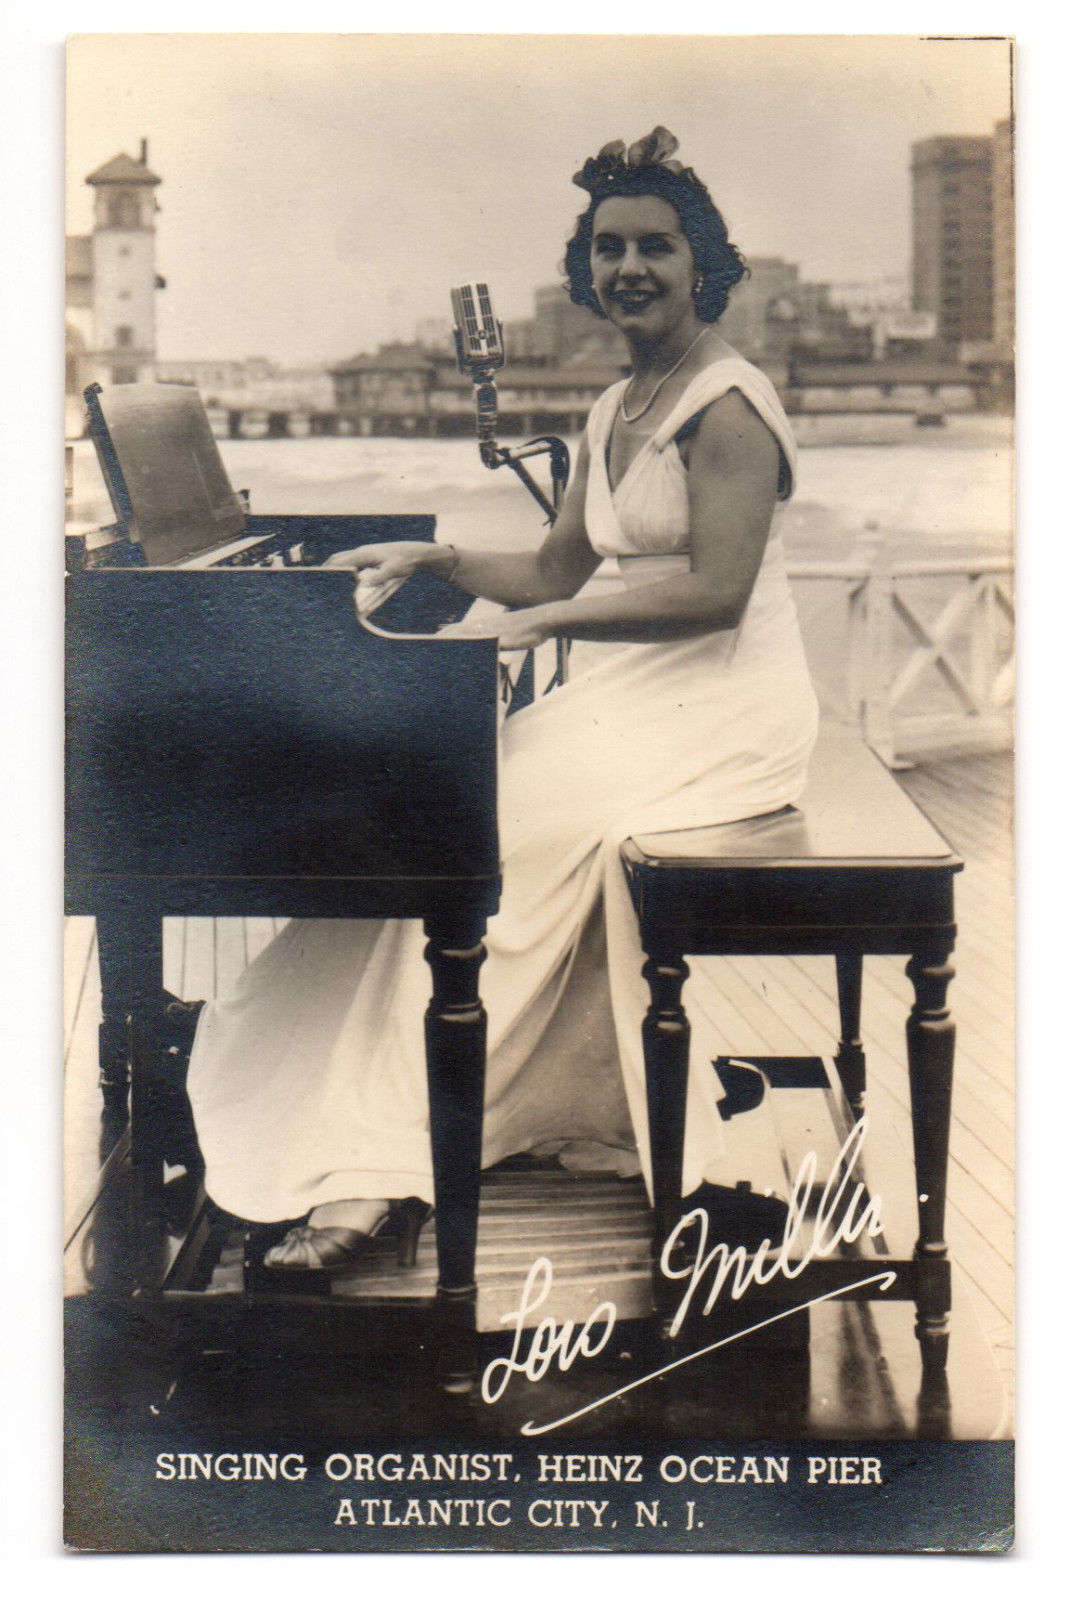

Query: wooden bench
left=621, top=732, right=962, bottom=1374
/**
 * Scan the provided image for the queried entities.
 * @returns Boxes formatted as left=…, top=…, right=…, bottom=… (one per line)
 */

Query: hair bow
left=572, top=126, right=686, bottom=192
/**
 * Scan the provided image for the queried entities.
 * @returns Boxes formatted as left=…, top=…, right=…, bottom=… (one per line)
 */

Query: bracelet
left=440, top=543, right=460, bottom=582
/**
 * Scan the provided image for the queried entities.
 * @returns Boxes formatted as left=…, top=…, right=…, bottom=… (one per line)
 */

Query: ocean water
left=66, top=412, right=1014, bottom=734
left=69, top=412, right=1013, bottom=565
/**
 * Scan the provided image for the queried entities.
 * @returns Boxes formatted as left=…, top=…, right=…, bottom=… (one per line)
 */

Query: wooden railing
left=789, top=524, right=1014, bottom=767
left=504, top=526, right=1013, bottom=766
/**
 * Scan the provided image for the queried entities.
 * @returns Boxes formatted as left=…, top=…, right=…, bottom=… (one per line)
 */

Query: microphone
left=448, top=280, right=569, bottom=539
left=450, top=282, right=505, bottom=376
left=451, top=282, right=505, bottom=444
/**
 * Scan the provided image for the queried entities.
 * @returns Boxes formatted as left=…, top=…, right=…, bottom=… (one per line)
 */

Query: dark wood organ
left=66, top=383, right=501, bottom=1386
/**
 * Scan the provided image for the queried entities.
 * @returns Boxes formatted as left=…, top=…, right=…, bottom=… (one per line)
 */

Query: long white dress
left=186, top=357, right=820, bottom=1222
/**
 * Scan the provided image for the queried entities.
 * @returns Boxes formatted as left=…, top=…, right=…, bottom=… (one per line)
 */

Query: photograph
left=61, top=32, right=1015, bottom=1553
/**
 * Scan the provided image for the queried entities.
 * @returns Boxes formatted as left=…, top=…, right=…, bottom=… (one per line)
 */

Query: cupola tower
left=85, top=138, right=163, bottom=385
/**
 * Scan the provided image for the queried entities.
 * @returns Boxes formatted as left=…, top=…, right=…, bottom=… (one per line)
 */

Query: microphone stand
left=466, top=364, right=570, bottom=522
left=461, top=352, right=572, bottom=695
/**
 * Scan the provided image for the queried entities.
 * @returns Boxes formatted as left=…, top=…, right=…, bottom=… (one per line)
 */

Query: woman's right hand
left=323, top=541, right=438, bottom=587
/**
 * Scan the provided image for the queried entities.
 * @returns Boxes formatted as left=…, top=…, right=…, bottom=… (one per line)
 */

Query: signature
left=481, top=1115, right=896, bottom=1434
left=481, top=1261, right=617, bottom=1406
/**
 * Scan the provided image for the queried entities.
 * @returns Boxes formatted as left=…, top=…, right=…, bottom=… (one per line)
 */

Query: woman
left=186, top=128, right=819, bottom=1271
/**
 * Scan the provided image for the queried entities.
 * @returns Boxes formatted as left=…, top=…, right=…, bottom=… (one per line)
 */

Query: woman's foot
left=261, top=1197, right=431, bottom=1273
left=309, top=1199, right=390, bottom=1234
left=261, top=1200, right=389, bottom=1271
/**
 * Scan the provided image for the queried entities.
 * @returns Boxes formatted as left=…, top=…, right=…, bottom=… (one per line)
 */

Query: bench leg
left=905, top=944, right=956, bottom=1374
left=423, top=914, right=488, bottom=1394
left=834, top=951, right=866, bottom=1118
left=641, top=950, right=691, bottom=1334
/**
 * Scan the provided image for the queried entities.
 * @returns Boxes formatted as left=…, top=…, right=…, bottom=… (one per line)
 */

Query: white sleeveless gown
left=187, top=358, right=820, bottom=1221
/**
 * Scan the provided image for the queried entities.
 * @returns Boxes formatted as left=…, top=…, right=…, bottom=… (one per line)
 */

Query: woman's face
left=589, top=194, right=699, bottom=342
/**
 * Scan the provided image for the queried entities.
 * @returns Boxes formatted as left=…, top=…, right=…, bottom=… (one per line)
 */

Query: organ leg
left=423, top=912, right=489, bottom=1392
left=122, top=910, right=172, bottom=1282
left=90, top=906, right=173, bottom=1284
left=95, top=910, right=132, bottom=1152
left=640, top=947, right=691, bottom=1337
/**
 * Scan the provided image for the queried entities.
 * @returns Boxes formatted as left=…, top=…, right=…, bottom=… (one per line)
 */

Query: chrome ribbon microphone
left=450, top=282, right=505, bottom=443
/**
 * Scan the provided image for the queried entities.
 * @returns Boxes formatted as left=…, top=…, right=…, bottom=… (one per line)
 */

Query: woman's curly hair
left=564, top=163, right=748, bottom=325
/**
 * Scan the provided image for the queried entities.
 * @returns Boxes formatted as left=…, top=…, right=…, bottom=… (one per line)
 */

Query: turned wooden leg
left=641, top=948, right=691, bottom=1332
left=905, top=943, right=956, bottom=1373
left=116, top=909, right=172, bottom=1284
left=95, top=911, right=132, bottom=1136
left=126, top=915, right=167, bottom=1248
left=834, top=950, right=866, bottom=1118
left=423, top=913, right=488, bottom=1392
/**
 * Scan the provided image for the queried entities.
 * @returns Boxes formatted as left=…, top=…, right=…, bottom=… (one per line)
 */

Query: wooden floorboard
left=63, top=934, right=104, bottom=1237
left=694, top=955, right=1013, bottom=1291
left=178, top=917, right=217, bottom=1002
left=63, top=917, right=96, bottom=1070
left=161, top=918, right=184, bottom=1002
left=215, top=917, right=248, bottom=999
left=245, top=917, right=277, bottom=965
left=846, top=961, right=1014, bottom=1134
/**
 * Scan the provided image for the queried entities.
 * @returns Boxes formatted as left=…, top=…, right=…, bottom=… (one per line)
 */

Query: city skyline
left=67, top=36, right=1012, bottom=366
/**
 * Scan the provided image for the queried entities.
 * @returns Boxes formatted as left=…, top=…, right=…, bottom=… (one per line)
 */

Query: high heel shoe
left=391, top=1196, right=434, bottom=1269
left=261, top=1197, right=433, bottom=1276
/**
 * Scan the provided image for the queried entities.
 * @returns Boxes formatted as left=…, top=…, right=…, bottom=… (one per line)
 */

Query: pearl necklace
left=620, top=328, right=710, bottom=425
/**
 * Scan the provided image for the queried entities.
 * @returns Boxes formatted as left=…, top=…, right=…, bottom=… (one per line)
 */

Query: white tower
left=85, top=139, right=163, bottom=386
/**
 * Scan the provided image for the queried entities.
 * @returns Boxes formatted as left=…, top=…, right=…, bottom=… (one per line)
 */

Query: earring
left=692, top=275, right=705, bottom=301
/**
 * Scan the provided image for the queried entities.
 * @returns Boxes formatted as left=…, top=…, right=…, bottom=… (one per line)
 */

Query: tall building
left=413, top=316, right=454, bottom=356
left=911, top=135, right=994, bottom=351
left=713, top=257, right=800, bottom=369
left=991, top=118, right=1015, bottom=363
left=530, top=285, right=627, bottom=366
left=65, top=140, right=164, bottom=428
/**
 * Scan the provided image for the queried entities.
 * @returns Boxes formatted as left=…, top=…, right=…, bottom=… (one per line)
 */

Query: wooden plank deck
left=63, top=750, right=1014, bottom=1419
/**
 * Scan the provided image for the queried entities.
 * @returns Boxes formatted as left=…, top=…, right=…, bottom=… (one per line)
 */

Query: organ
left=66, top=381, right=501, bottom=1387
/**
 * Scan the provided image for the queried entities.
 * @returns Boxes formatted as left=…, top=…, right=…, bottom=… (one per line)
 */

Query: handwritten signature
left=481, top=1114, right=896, bottom=1435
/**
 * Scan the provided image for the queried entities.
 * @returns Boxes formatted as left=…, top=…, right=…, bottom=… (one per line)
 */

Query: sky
left=66, top=33, right=1013, bottom=365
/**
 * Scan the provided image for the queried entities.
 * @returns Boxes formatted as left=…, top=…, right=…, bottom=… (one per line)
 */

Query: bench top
left=623, top=735, right=960, bottom=874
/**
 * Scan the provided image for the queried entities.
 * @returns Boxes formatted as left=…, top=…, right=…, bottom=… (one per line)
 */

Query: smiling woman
left=591, top=197, right=701, bottom=339
left=186, top=128, right=820, bottom=1274
left=564, top=130, right=747, bottom=333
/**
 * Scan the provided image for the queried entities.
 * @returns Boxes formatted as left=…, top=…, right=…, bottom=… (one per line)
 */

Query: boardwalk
left=63, top=749, right=1014, bottom=1423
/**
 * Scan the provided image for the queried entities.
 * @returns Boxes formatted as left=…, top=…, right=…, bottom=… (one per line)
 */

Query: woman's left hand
left=438, top=606, right=558, bottom=652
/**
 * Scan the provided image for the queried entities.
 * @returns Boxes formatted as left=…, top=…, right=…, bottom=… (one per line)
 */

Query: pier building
left=991, top=118, right=1015, bottom=367
left=329, top=347, right=626, bottom=437
left=65, top=140, right=165, bottom=431
left=911, top=135, right=995, bottom=352
left=714, top=256, right=801, bottom=373
left=526, top=285, right=628, bottom=366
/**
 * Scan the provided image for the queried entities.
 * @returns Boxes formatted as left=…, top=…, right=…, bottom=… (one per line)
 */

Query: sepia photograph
left=58, top=31, right=1015, bottom=1553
